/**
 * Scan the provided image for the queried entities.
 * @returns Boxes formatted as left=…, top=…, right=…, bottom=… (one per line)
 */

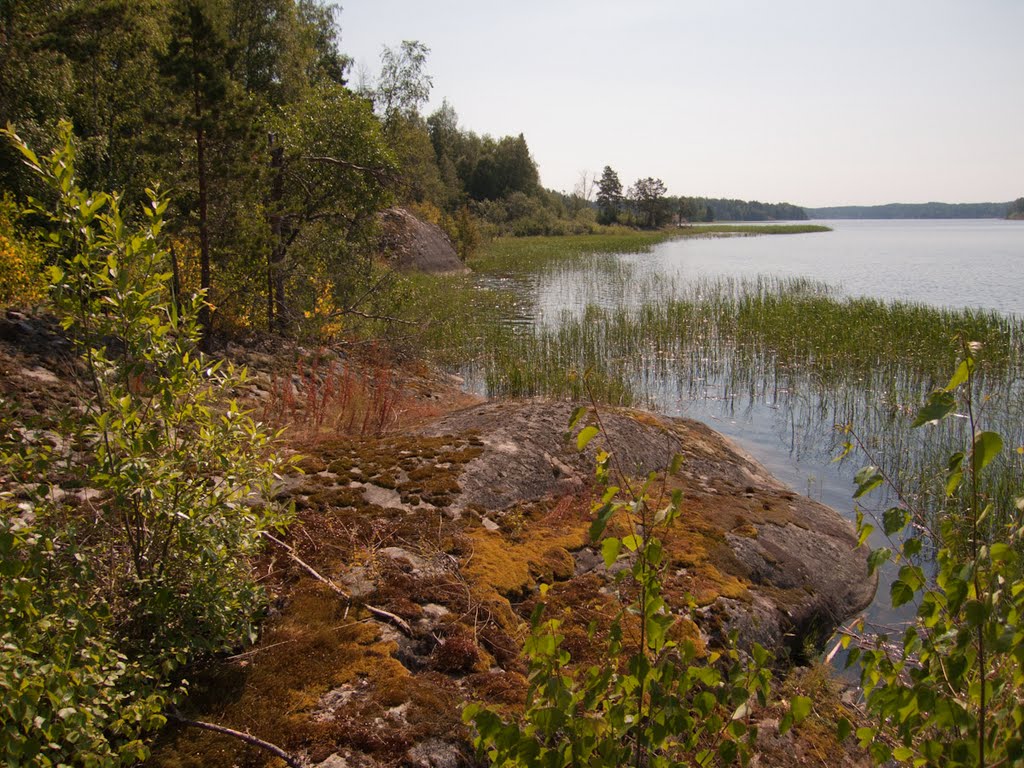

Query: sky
left=337, top=1, right=1024, bottom=208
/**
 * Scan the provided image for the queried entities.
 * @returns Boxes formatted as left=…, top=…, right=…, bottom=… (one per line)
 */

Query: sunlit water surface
left=466, top=219, right=1024, bottom=637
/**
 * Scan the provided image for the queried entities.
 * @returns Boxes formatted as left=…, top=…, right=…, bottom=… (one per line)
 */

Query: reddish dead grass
left=258, top=347, right=482, bottom=442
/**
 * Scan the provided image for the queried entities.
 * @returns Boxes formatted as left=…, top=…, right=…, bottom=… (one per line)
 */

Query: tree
left=162, top=0, right=241, bottom=342
left=374, top=39, right=432, bottom=132
left=266, top=82, right=394, bottom=332
left=595, top=165, right=623, bottom=225
left=630, top=176, right=668, bottom=228
left=0, top=0, right=170, bottom=202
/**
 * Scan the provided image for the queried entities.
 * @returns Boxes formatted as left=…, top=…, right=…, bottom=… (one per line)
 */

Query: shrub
left=463, top=406, right=804, bottom=766
left=843, top=348, right=1024, bottom=766
left=0, top=122, right=289, bottom=763
left=0, top=195, right=46, bottom=306
left=0, top=517, right=166, bottom=766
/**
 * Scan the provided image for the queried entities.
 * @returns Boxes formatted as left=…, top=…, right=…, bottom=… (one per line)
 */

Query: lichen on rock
left=143, top=394, right=875, bottom=766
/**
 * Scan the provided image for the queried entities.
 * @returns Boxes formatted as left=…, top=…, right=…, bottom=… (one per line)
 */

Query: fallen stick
left=260, top=530, right=413, bottom=636
left=167, top=710, right=304, bottom=768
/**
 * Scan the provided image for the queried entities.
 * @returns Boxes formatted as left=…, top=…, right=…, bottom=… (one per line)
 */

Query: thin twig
left=303, top=155, right=389, bottom=177
left=260, top=531, right=413, bottom=635
left=337, top=307, right=415, bottom=326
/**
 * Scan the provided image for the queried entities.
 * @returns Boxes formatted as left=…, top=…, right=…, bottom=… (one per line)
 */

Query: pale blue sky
left=338, top=1, right=1023, bottom=207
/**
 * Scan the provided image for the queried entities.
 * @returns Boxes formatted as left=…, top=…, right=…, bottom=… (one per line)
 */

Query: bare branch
left=336, top=307, right=416, bottom=326
left=167, top=711, right=305, bottom=768
left=303, top=155, right=390, bottom=179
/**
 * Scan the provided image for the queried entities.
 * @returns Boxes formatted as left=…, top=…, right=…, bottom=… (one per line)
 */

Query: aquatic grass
left=406, top=262, right=1024, bottom=536
left=471, top=232, right=681, bottom=274
left=388, top=271, right=518, bottom=366
left=680, top=224, right=832, bottom=236
left=471, top=226, right=831, bottom=275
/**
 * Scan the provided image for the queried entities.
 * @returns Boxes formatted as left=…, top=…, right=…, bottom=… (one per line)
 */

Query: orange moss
left=149, top=412, right=834, bottom=767
left=463, top=516, right=587, bottom=598
left=148, top=580, right=443, bottom=767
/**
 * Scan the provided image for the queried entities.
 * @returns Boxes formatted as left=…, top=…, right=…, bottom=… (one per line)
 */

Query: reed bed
left=680, top=224, right=832, bottom=236
left=433, top=273, right=1024, bottom=536
left=470, top=231, right=680, bottom=274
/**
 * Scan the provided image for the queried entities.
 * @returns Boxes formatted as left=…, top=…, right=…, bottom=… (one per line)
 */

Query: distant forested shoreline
left=806, top=201, right=1014, bottom=219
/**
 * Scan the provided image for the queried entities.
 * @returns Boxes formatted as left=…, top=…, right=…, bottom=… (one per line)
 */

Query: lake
left=465, top=218, right=1024, bottom=634
left=615, top=218, right=1024, bottom=497
left=532, top=219, right=1024, bottom=321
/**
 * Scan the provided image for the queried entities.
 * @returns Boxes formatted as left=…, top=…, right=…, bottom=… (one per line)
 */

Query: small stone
left=405, top=738, right=462, bottom=768
left=422, top=603, right=450, bottom=621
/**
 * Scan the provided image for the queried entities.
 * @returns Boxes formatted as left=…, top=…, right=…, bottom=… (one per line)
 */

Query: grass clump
left=470, top=231, right=681, bottom=273
left=681, top=223, right=832, bottom=236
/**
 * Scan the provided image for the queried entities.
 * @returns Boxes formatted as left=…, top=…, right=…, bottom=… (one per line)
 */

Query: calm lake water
left=513, top=220, right=1024, bottom=497
left=619, top=219, right=1024, bottom=503
left=472, top=219, right=1024, bottom=636
left=534, top=219, right=1024, bottom=322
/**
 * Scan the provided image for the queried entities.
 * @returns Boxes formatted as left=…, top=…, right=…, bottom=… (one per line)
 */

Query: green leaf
left=717, top=740, right=738, bottom=764
left=790, top=696, right=812, bottom=725
left=964, top=599, right=989, bottom=627
left=897, top=565, right=925, bottom=592
left=945, top=468, right=964, bottom=497
left=645, top=538, right=663, bottom=566
left=912, top=390, right=956, bottom=427
left=944, top=358, right=974, bottom=391
left=751, top=644, right=770, bottom=667
left=882, top=507, right=909, bottom=536
left=621, top=534, right=642, bottom=552
left=836, top=716, right=851, bottom=742
left=576, top=425, right=599, bottom=451
left=891, top=579, right=915, bottom=607
left=972, top=431, right=1003, bottom=475
left=778, top=713, right=794, bottom=735
left=669, top=453, right=684, bottom=475
left=902, top=537, right=922, bottom=558
left=867, top=547, right=891, bottom=576
left=601, top=537, right=621, bottom=567
left=589, top=502, right=615, bottom=541
left=857, top=522, right=874, bottom=548
left=568, top=406, right=587, bottom=432
left=856, top=727, right=876, bottom=747
left=989, top=542, right=1014, bottom=563
left=853, top=466, right=883, bottom=498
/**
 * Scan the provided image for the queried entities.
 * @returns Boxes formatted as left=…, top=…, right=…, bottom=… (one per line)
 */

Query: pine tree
left=595, top=165, right=623, bottom=225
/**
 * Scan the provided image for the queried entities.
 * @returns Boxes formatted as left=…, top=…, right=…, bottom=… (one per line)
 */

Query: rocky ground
left=0, top=309, right=876, bottom=767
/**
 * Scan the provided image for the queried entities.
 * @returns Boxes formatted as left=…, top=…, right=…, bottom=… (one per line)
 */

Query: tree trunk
left=169, top=240, right=182, bottom=316
left=194, top=66, right=211, bottom=348
left=267, top=133, right=286, bottom=333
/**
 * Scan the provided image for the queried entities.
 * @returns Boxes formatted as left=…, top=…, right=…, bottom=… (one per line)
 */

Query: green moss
left=152, top=417, right=845, bottom=767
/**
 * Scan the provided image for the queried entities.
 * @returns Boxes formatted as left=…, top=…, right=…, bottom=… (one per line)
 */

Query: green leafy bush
left=0, top=518, right=165, bottom=766
left=464, top=406, right=803, bottom=767
left=0, top=122, right=289, bottom=763
left=844, top=350, right=1024, bottom=766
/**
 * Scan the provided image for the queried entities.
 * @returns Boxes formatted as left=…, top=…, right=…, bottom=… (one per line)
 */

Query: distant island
left=677, top=196, right=808, bottom=221
left=805, top=201, right=1015, bottom=219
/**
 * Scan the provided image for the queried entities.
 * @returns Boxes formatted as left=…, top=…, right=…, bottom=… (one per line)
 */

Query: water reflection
left=462, top=228, right=1024, bottom=635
